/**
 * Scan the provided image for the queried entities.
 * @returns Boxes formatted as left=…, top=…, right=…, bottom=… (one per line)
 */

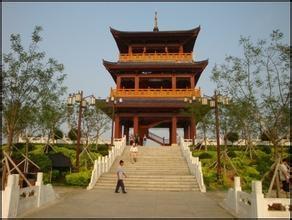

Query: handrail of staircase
left=179, top=136, right=206, bottom=192
left=87, top=135, right=127, bottom=190
left=148, top=131, right=163, bottom=142
left=148, top=131, right=169, bottom=144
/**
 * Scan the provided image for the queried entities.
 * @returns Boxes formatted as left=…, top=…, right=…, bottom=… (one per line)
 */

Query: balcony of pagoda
left=119, top=52, right=193, bottom=63
left=110, top=88, right=201, bottom=98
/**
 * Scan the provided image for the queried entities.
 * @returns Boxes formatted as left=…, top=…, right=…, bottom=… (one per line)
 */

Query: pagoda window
left=168, top=47, right=180, bottom=53
left=145, top=47, right=165, bottom=54
left=120, top=78, right=135, bottom=89
left=132, top=47, right=144, bottom=54
left=139, top=77, right=171, bottom=89
left=176, top=77, right=191, bottom=89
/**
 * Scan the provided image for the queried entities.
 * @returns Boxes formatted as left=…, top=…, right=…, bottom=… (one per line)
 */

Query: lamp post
left=106, top=96, right=123, bottom=146
left=184, top=91, right=229, bottom=181
left=67, top=91, right=96, bottom=171
left=211, top=90, right=229, bottom=181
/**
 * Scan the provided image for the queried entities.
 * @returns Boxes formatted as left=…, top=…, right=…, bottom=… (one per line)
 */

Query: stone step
left=112, top=170, right=190, bottom=173
left=95, top=182, right=199, bottom=188
left=101, top=174, right=196, bottom=179
left=94, top=185, right=198, bottom=192
left=107, top=172, right=191, bottom=175
left=116, top=167, right=189, bottom=170
left=94, top=145, right=199, bottom=192
left=96, top=180, right=198, bottom=186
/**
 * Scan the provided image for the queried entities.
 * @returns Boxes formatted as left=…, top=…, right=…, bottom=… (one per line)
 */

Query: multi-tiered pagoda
left=103, top=15, right=208, bottom=146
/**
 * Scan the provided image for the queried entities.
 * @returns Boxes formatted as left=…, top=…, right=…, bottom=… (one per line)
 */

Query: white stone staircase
left=94, top=146, right=200, bottom=191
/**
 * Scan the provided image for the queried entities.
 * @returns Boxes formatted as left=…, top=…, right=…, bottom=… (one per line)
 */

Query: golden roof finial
left=153, top=11, right=159, bottom=32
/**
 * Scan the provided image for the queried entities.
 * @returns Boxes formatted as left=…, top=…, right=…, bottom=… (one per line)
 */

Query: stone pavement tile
left=154, top=204, right=196, bottom=217
left=20, top=188, right=234, bottom=218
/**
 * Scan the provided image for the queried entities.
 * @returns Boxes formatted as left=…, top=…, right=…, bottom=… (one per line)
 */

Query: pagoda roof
left=110, top=27, right=201, bottom=53
left=103, top=59, right=208, bottom=83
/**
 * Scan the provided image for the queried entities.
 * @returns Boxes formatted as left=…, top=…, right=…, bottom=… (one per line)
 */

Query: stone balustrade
left=2, top=172, right=57, bottom=218
left=87, top=135, right=127, bottom=190
left=221, top=176, right=291, bottom=218
left=179, top=137, right=206, bottom=192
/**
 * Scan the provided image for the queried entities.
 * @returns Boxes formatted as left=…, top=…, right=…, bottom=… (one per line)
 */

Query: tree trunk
left=203, top=122, right=207, bottom=151
left=7, top=128, right=14, bottom=154
left=95, top=131, right=99, bottom=151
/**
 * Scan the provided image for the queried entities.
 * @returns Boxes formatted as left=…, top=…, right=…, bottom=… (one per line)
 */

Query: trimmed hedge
left=65, top=170, right=92, bottom=186
left=199, top=152, right=213, bottom=159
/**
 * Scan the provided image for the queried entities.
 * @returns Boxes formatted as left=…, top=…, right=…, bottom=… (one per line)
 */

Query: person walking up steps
left=115, top=160, right=127, bottom=193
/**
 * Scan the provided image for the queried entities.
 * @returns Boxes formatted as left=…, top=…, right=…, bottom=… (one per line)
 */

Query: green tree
left=211, top=30, right=290, bottom=159
left=38, top=102, right=66, bottom=145
left=260, top=132, right=270, bottom=142
left=196, top=110, right=214, bottom=150
left=67, top=100, right=110, bottom=148
left=53, top=128, right=64, bottom=142
left=2, top=26, right=66, bottom=152
left=68, top=128, right=78, bottom=143
left=183, top=101, right=211, bottom=146
left=82, top=107, right=110, bottom=147
left=211, top=30, right=290, bottom=196
left=226, top=132, right=239, bottom=145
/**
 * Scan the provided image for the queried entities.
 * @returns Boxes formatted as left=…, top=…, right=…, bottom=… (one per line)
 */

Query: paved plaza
left=20, top=187, right=234, bottom=218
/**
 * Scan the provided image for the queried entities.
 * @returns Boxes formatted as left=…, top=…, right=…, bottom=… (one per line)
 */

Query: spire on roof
left=153, top=11, right=159, bottom=32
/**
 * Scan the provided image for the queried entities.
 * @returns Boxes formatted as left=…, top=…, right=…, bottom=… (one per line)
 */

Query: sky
left=2, top=2, right=290, bottom=142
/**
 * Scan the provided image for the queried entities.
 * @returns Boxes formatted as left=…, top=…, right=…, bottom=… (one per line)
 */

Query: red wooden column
left=171, top=116, right=177, bottom=145
left=190, top=76, right=195, bottom=89
left=117, top=76, right=121, bottom=89
left=134, top=75, right=139, bottom=90
left=128, top=45, right=132, bottom=55
left=172, top=75, right=176, bottom=90
left=133, top=115, right=139, bottom=135
left=187, top=124, right=191, bottom=139
left=190, top=117, right=196, bottom=140
left=114, top=115, right=121, bottom=138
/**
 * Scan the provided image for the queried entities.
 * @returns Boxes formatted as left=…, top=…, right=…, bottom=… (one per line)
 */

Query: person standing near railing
left=279, top=158, right=290, bottom=198
left=143, top=135, right=147, bottom=146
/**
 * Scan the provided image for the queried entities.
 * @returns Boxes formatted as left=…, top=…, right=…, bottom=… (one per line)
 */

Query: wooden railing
left=119, top=52, right=193, bottom=62
left=110, top=88, right=201, bottom=98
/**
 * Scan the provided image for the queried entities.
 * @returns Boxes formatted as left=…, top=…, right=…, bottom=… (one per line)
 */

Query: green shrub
left=259, top=145, right=272, bottom=154
left=199, top=152, right=213, bottom=159
left=226, top=132, right=239, bottom=144
left=65, top=170, right=92, bottom=186
left=54, top=147, right=76, bottom=161
left=43, top=173, right=51, bottom=184
left=54, top=128, right=64, bottom=140
left=255, top=150, right=273, bottom=175
left=227, top=150, right=237, bottom=158
left=51, top=169, right=60, bottom=181
left=29, top=153, right=52, bottom=172
left=98, top=150, right=108, bottom=156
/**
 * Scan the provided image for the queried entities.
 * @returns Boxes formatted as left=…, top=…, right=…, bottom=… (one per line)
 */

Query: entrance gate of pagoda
left=113, top=114, right=196, bottom=146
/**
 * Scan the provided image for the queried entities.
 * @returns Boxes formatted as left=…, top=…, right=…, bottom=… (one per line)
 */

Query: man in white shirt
left=115, top=160, right=127, bottom=193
